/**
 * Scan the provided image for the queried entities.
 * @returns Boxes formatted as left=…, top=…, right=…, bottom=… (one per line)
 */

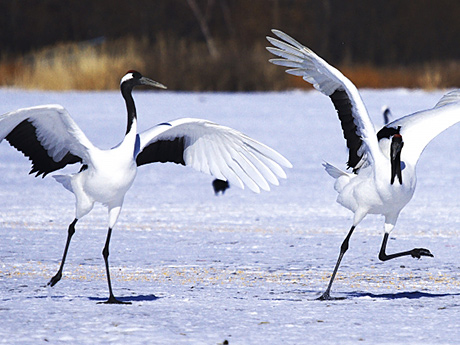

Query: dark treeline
left=2, top=0, right=460, bottom=65
left=1, top=0, right=459, bottom=90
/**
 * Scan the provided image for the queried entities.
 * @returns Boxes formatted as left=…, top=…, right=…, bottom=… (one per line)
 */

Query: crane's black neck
left=122, top=84, right=137, bottom=135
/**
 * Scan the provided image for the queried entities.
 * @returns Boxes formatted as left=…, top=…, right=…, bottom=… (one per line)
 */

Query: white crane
left=0, top=70, right=292, bottom=304
left=267, top=29, right=460, bottom=300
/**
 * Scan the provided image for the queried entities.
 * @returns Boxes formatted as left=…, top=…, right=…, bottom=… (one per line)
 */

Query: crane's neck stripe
left=126, top=116, right=137, bottom=136
left=122, top=85, right=137, bottom=135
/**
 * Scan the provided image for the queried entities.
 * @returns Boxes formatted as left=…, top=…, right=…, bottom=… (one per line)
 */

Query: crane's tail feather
left=322, top=161, right=349, bottom=179
left=53, top=174, right=74, bottom=193
left=323, top=161, right=354, bottom=194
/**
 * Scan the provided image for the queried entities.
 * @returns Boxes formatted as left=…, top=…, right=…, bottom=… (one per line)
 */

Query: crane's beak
left=140, top=76, right=167, bottom=90
left=390, top=134, right=404, bottom=185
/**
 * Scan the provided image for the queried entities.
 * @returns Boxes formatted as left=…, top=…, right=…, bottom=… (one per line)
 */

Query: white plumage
left=267, top=29, right=460, bottom=300
left=136, top=118, right=289, bottom=192
left=0, top=70, right=291, bottom=303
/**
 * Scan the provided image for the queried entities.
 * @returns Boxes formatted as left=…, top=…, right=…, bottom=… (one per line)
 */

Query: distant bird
left=382, top=105, right=392, bottom=125
left=212, top=178, right=230, bottom=195
left=267, top=29, right=460, bottom=300
left=0, top=70, right=292, bottom=304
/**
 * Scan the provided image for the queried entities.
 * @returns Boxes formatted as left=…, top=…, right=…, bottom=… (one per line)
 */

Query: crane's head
left=390, top=132, right=404, bottom=185
left=121, top=70, right=167, bottom=90
left=120, top=71, right=167, bottom=133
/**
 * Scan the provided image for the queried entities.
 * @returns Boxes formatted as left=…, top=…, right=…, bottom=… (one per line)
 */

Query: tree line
left=1, top=0, right=459, bottom=90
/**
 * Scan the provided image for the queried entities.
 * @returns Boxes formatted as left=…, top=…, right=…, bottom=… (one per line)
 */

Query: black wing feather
left=136, top=137, right=186, bottom=167
left=330, top=89, right=363, bottom=172
left=5, top=119, right=82, bottom=177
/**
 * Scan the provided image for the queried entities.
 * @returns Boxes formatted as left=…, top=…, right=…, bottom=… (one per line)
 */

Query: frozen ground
left=0, top=89, right=459, bottom=344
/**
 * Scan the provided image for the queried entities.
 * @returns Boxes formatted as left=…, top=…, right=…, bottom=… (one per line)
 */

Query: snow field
left=1, top=89, right=459, bottom=344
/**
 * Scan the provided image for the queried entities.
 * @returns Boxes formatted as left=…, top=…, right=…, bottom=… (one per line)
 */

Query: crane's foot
left=317, top=291, right=331, bottom=301
left=98, top=295, right=131, bottom=305
left=316, top=291, right=346, bottom=301
left=410, top=248, right=434, bottom=259
left=47, top=272, right=62, bottom=287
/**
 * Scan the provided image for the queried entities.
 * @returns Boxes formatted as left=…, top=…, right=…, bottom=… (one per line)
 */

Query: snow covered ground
left=1, top=89, right=459, bottom=344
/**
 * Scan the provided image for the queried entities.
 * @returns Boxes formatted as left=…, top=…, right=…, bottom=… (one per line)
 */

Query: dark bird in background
left=382, top=105, right=392, bottom=125
left=212, top=178, right=230, bottom=195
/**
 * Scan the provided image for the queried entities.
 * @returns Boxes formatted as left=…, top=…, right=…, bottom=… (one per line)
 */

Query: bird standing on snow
left=0, top=70, right=292, bottom=304
left=212, top=178, right=230, bottom=195
left=382, top=105, right=392, bottom=125
left=267, top=29, right=460, bottom=300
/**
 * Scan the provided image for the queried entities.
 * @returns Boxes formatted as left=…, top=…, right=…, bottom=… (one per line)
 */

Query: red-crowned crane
left=267, top=30, right=460, bottom=300
left=0, top=70, right=292, bottom=303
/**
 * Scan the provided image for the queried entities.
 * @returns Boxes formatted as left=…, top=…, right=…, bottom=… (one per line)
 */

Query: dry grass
left=1, top=37, right=459, bottom=91
left=2, top=38, right=147, bottom=90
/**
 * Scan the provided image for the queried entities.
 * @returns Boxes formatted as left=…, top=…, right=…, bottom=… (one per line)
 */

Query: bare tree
left=219, top=0, right=235, bottom=36
left=186, top=0, right=220, bottom=58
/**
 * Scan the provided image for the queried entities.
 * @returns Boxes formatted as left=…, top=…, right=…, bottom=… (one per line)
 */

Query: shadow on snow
left=345, top=291, right=460, bottom=300
left=88, top=294, right=160, bottom=303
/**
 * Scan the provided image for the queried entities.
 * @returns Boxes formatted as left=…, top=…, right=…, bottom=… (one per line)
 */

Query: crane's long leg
left=99, top=227, right=130, bottom=304
left=317, top=226, right=355, bottom=300
left=47, top=218, right=78, bottom=287
left=379, top=233, right=433, bottom=261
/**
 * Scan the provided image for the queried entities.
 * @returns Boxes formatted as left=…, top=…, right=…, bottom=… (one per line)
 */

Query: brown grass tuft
left=5, top=37, right=147, bottom=90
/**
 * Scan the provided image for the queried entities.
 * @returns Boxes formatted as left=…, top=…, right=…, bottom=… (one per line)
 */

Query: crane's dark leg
left=317, top=226, right=355, bottom=300
left=379, top=233, right=433, bottom=261
left=99, top=227, right=130, bottom=304
left=47, top=218, right=78, bottom=287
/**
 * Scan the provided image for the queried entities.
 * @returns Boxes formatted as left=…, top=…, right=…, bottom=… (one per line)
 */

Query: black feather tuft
left=6, top=119, right=82, bottom=177
left=329, top=89, right=363, bottom=171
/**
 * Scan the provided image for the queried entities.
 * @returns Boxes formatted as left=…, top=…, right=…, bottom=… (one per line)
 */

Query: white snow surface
left=1, top=89, right=459, bottom=344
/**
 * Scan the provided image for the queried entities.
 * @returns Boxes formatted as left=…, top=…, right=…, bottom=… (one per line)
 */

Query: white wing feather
left=267, top=29, right=382, bottom=164
left=137, top=118, right=292, bottom=193
left=0, top=104, right=94, bottom=164
left=387, top=92, right=460, bottom=166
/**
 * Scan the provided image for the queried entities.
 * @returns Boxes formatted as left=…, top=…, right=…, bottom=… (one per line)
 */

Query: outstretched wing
left=0, top=104, right=94, bottom=176
left=266, top=29, right=381, bottom=172
left=136, top=118, right=292, bottom=193
left=381, top=90, right=460, bottom=166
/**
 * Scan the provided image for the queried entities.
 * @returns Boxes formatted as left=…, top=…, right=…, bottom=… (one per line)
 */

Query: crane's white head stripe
left=120, top=72, right=134, bottom=85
